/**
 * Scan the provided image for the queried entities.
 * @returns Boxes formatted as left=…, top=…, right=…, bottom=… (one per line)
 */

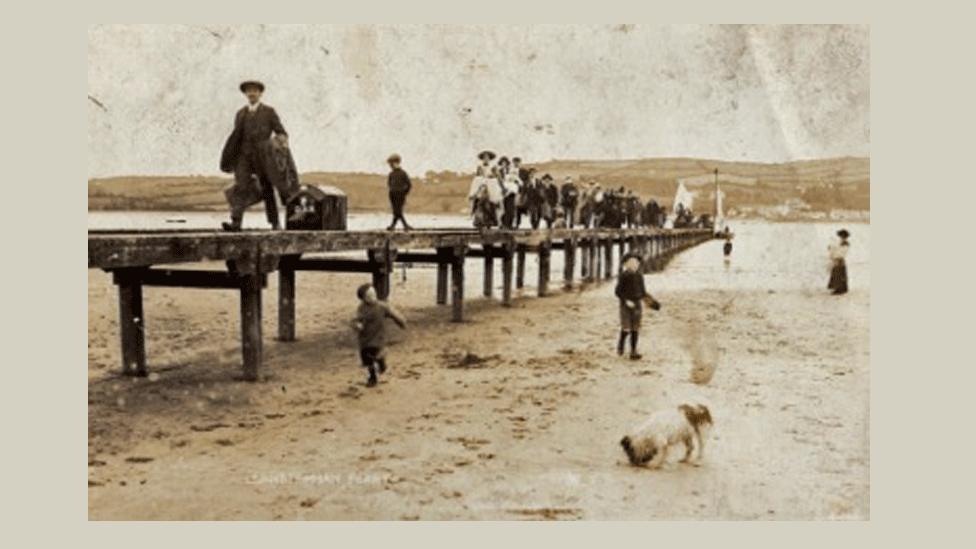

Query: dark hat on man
left=541, top=173, right=553, bottom=181
left=239, top=80, right=265, bottom=93
left=837, top=229, right=850, bottom=239
left=387, top=153, right=402, bottom=164
left=512, top=157, right=522, bottom=163
left=477, top=150, right=497, bottom=161
left=356, top=283, right=373, bottom=300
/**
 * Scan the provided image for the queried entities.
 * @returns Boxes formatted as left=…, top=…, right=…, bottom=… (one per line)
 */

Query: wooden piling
left=538, top=242, right=551, bottom=297
left=580, top=238, right=590, bottom=280
left=516, top=245, right=526, bottom=289
left=603, top=239, right=613, bottom=278
left=563, top=238, right=576, bottom=289
left=277, top=256, right=297, bottom=342
left=368, top=247, right=393, bottom=300
left=436, top=247, right=449, bottom=305
left=589, top=237, right=598, bottom=281
left=450, top=246, right=466, bottom=322
left=483, top=245, right=494, bottom=298
left=239, top=273, right=263, bottom=381
left=502, top=243, right=514, bottom=306
left=117, top=273, right=147, bottom=377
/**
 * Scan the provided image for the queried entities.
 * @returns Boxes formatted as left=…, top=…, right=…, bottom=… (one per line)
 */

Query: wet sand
left=87, top=223, right=869, bottom=520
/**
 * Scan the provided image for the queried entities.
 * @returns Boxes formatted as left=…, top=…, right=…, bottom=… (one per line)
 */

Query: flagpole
left=714, top=168, right=719, bottom=218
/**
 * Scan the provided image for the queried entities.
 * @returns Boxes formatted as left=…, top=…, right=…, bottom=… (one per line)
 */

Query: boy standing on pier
left=352, top=283, right=407, bottom=387
left=386, top=154, right=413, bottom=231
left=614, top=253, right=661, bottom=360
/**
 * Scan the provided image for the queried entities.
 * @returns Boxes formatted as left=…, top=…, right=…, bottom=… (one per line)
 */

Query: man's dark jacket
left=388, top=168, right=412, bottom=194
left=220, top=104, right=288, bottom=173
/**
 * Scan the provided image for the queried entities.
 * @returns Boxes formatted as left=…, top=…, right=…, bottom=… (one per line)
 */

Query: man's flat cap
left=239, top=80, right=265, bottom=92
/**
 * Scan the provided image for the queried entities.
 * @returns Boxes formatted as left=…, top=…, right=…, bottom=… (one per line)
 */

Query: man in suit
left=386, top=153, right=413, bottom=231
left=220, top=80, right=289, bottom=231
left=560, top=176, right=579, bottom=228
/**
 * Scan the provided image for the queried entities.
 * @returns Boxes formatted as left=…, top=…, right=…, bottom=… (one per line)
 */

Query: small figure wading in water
left=827, top=229, right=851, bottom=295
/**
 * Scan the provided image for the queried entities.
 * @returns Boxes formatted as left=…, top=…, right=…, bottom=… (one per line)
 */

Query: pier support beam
left=538, top=241, right=551, bottom=297
left=604, top=239, right=613, bottom=278
left=277, top=255, right=298, bottom=342
left=483, top=245, right=494, bottom=298
left=117, top=270, right=147, bottom=377
left=516, top=245, right=526, bottom=289
left=580, top=239, right=590, bottom=280
left=449, top=246, right=466, bottom=322
left=436, top=248, right=449, bottom=305
left=563, top=238, right=576, bottom=289
left=368, top=247, right=394, bottom=300
left=239, top=272, right=263, bottom=381
left=501, top=243, right=514, bottom=306
left=589, top=237, right=598, bottom=281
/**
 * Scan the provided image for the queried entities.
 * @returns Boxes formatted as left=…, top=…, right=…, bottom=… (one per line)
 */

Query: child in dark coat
left=614, top=253, right=661, bottom=360
left=352, top=283, right=407, bottom=387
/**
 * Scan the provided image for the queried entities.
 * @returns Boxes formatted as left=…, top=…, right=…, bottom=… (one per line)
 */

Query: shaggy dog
left=620, top=403, right=712, bottom=468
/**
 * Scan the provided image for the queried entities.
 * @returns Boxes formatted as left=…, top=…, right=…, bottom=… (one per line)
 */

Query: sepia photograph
left=87, top=23, right=870, bottom=520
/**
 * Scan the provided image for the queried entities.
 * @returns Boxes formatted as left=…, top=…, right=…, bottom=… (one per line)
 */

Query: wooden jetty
left=88, top=226, right=714, bottom=381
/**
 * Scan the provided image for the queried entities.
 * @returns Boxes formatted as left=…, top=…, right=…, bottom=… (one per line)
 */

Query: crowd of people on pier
left=464, top=150, right=714, bottom=232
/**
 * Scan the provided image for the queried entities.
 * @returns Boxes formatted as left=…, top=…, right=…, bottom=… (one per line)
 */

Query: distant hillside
left=89, top=157, right=869, bottom=217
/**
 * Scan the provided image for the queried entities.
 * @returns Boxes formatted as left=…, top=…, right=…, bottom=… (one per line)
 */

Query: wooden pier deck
left=89, top=226, right=714, bottom=380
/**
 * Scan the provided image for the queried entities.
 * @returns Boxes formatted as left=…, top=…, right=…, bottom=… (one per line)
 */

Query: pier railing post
left=240, top=272, right=263, bottom=381
left=483, top=245, right=494, bottom=298
left=115, top=268, right=147, bottom=377
left=277, top=255, right=298, bottom=342
left=451, top=245, right=466, bottom=322
left=603, top=238, right=613, bottom=278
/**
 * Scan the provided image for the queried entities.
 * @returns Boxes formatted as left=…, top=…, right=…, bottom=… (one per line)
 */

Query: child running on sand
left=614, top=253, right=661, bottom=360
left=351, top=283, right=407, bottom=387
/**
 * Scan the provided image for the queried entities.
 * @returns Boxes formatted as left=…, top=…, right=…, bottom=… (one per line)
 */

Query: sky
left=88, top=24, right=869, bottom=178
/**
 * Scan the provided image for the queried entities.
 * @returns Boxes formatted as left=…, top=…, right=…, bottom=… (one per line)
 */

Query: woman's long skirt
left=828, top=259, right=848, bottom=294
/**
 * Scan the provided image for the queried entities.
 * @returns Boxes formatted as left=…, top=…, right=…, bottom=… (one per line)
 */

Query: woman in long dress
left=827, top=229, right=850, bottom=294
left=468, top=151, right=502, bottom=228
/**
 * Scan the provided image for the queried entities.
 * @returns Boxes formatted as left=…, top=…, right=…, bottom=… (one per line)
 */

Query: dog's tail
left=678, top=404, right=713, bottom=437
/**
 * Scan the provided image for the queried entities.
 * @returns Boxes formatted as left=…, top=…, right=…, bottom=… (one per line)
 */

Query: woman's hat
left=239, top=80, right=265, bottom=93
left=356, top=283, right=373, bottom=300
left=837, top=229, right=850, bottom=238
left=497, top=156, right=510, bottom=165
left=477, top=150, right=497, bottom=161
left=542, top=173, right=553, bottom=181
